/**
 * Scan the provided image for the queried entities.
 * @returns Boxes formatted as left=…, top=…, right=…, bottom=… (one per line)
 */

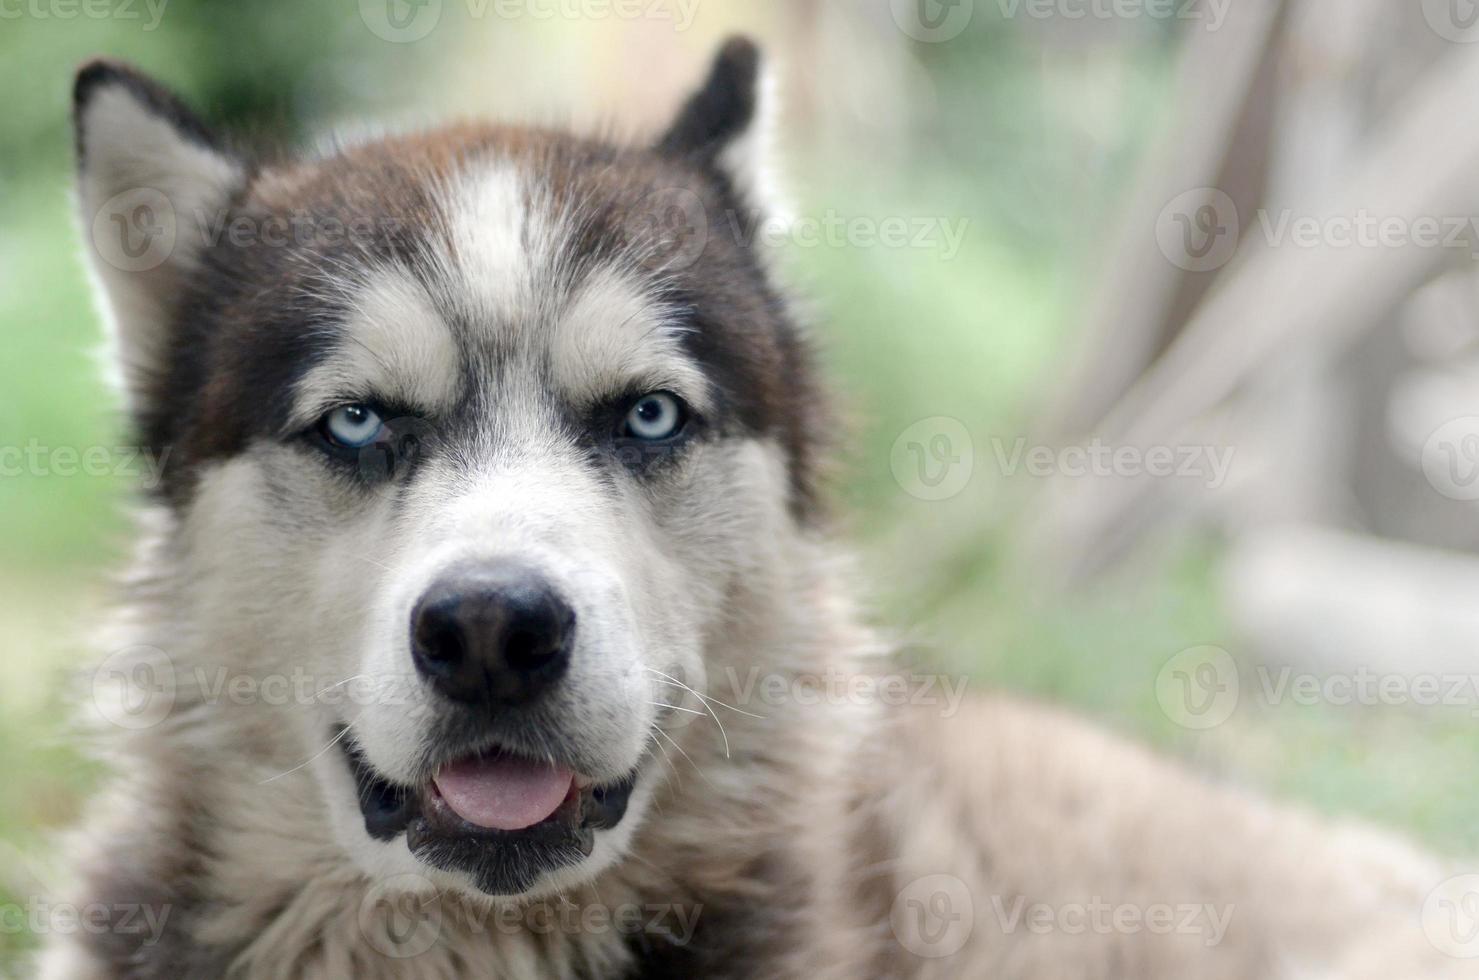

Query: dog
left=40, top=36, right=1468, bottom=979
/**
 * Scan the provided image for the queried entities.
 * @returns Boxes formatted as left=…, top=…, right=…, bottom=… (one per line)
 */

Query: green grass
left=0, top=179, right=135, bottom=575
left=0, top=174, right=129, bottom=975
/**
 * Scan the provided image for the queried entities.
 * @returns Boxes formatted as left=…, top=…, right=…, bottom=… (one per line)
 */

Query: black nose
left=410, top=562, right=575, bottom=707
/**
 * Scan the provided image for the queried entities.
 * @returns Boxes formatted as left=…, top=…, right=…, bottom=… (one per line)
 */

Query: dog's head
left=73, top=39, right=824, bottom=898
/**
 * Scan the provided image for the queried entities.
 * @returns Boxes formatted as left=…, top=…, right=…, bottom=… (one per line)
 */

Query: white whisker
left=349, top=552, right=394, bottom=573
left=644, top=667, right=766, bottom=720
left=647, top=701, right=705, bottom=716
left=643, top=728, right=682, bottom=786
left=313, top=674, right=373, bottom=700
left=259, top=718, right=359, bottom=785
left=651, top=726, right=717, bottom=791
left=643, top=668, right=731, bottom=758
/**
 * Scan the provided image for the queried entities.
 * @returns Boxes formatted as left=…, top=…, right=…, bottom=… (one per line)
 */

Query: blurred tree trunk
left=1041, top=0, right=1288, bottom=440
left=1024, top=1, right=1479, bottom=587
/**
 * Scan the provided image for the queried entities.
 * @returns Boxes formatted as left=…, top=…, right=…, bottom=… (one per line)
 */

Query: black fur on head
left=656, top=36, right=762, bottom=166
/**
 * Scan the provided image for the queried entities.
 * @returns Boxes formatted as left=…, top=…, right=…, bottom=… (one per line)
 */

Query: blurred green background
left=1, top=0, right=1473, bottom=971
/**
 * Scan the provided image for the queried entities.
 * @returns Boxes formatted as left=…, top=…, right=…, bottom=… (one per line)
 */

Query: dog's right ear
left=73, top=61, right=243, bottom=414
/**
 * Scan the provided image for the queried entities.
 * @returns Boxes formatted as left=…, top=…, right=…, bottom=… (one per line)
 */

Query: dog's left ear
left=73, top=61, right=244, bottom=416
left=657, top=36, right=778, bottom=207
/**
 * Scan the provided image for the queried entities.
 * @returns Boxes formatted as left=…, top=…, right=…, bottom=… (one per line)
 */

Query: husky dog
left=43, top=36, right=1467, bottom=980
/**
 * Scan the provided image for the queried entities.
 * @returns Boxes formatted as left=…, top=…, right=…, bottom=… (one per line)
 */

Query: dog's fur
left=41, top=38, right=1466, bottom=979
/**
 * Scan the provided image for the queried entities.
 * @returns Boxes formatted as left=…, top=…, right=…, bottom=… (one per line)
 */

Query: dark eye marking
left=584, top=389, right=700, bottom=475
left=308, top=401, right=428, bottom=483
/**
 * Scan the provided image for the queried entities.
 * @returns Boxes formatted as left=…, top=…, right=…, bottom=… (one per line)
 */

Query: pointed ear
left=657, top=36, right=781, bottom=211
left=73, top=60, right=243, bottom=414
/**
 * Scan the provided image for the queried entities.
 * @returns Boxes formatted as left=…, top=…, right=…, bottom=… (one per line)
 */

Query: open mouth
left=338, top=729, right=638, bottom=895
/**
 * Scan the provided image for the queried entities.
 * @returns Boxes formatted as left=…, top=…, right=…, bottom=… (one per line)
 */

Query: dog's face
left=74, top=40, right=823, bottom=898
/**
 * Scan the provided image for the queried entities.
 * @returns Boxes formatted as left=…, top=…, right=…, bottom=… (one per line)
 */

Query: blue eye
left=322, top=404, right=385, bottom=449
left=622, top=392, right=686, bottom=441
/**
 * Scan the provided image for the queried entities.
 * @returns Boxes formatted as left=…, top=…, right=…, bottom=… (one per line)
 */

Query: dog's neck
left=53, top=524, right=885, bottom=980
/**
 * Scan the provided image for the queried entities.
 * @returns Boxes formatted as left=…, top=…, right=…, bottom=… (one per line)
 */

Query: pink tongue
left=432, top=754, right=574, bottom=831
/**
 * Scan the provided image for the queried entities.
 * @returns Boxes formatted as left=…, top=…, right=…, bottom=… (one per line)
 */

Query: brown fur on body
left=43, top=576, right=1463, bottom=979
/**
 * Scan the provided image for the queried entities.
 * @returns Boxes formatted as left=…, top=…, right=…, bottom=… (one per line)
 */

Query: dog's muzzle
left=339, top=733, right=637, bottom=895
left=339, top=559, right=641, bottom=895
